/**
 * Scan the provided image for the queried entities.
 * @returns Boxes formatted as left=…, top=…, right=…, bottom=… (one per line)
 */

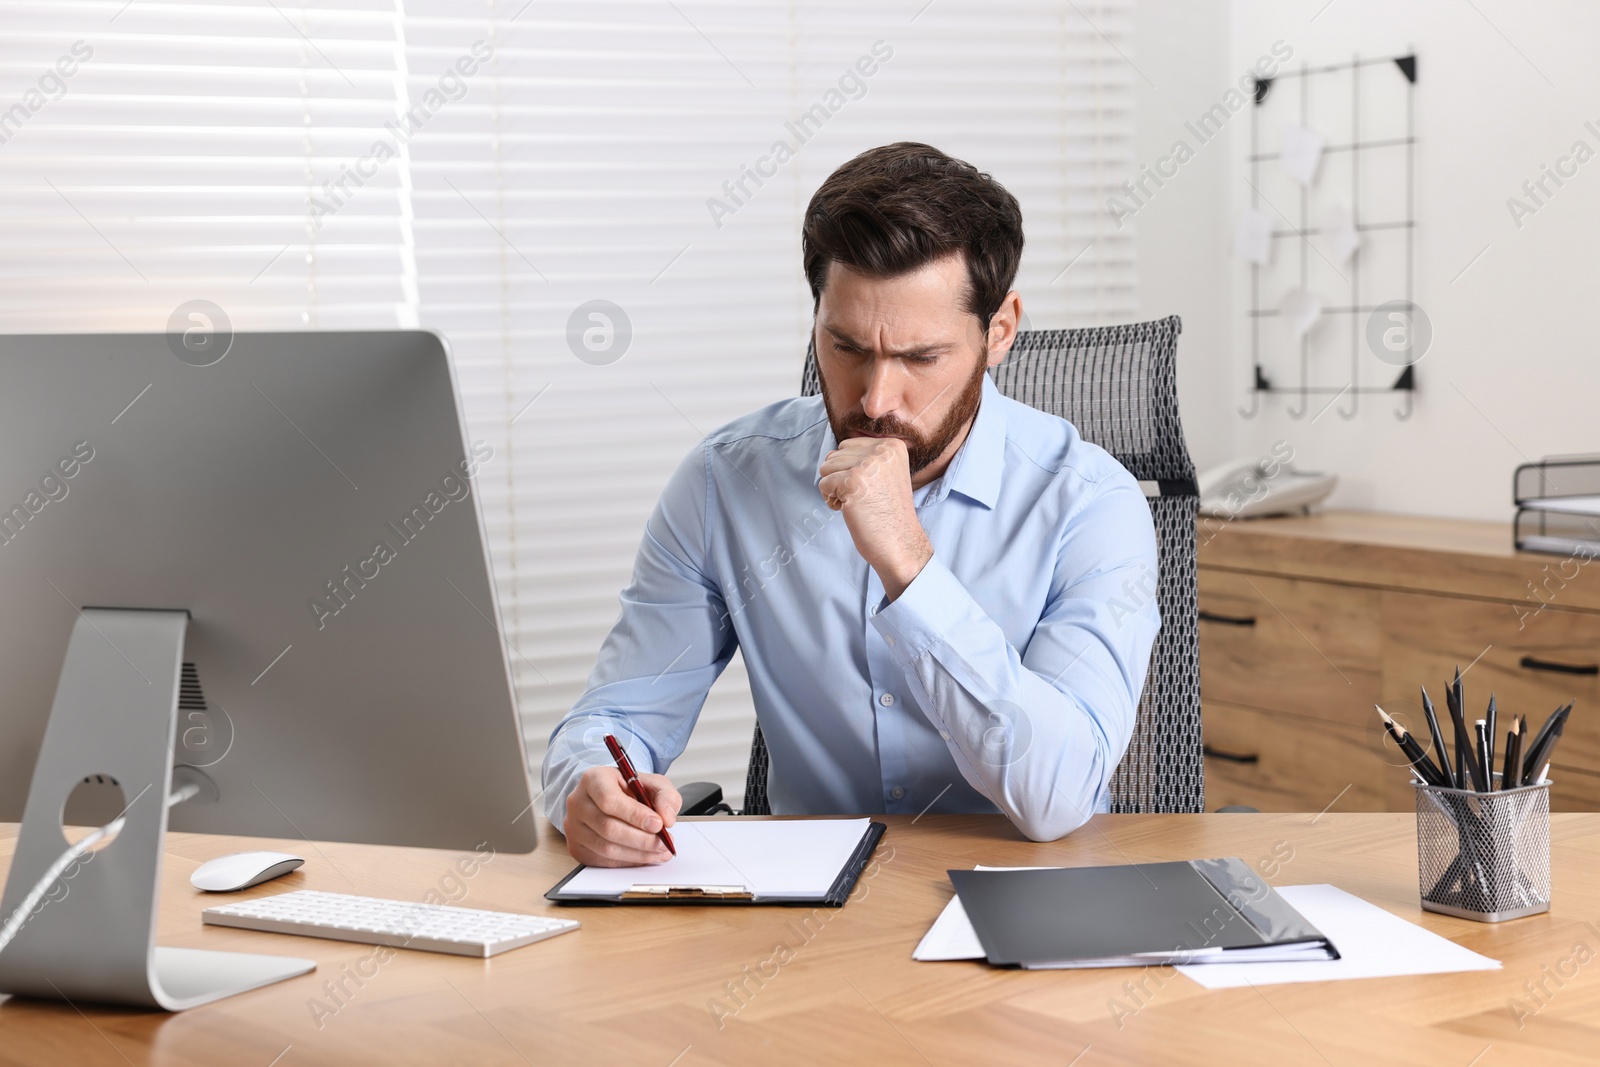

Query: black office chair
left=680, top=315, right=1205, bottom=817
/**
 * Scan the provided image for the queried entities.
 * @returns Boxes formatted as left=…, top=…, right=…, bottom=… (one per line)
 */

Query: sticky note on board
left=1235, top=208, right=1273, bottom=264
left=1280, top=123, right=1324, bottom=185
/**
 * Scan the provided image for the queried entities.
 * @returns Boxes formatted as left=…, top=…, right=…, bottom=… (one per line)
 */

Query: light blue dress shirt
left=542, top=372, right=1160, bottom=841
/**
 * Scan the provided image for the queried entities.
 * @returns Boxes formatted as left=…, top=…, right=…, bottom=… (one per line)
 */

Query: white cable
left=0, top=819, right=119, bottom=954
left=0, top=782, right=201, bottom=956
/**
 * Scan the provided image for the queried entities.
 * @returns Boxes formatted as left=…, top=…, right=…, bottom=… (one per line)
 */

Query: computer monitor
left=0, top=330, right=536, bottom=1008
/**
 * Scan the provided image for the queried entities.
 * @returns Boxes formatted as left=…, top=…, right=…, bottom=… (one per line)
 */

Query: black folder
left=947, top=857, right=1339, bottom=969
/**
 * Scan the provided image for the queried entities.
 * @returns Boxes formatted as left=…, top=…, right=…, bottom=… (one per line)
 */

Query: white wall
left=1132, top=0, right=1235, bottom=473
left=1219, top=0, right=1600, bottom=522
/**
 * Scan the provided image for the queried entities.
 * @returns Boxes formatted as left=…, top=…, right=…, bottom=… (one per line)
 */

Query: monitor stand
left=0, top=609, right=314, bottom=1010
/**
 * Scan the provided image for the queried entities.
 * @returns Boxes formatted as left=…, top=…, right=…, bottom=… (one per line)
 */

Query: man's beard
left=817, top=351, right=989, bottom=477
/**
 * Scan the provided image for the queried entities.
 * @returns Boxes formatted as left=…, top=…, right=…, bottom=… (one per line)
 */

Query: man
left=542, top=142, right=1159, bottom=866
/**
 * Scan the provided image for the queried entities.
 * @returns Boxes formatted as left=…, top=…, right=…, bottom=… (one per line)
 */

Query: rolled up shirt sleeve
left=868, top=469, right=1160, bottom=841
left=540, top=442, right=738, bottom=831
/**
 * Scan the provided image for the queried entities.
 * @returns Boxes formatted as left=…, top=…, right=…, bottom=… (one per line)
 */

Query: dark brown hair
left=802, top=142, right=1024, bottom=329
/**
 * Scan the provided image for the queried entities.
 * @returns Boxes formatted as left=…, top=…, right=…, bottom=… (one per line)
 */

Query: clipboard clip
left=619, top=884, right=754, bottom=901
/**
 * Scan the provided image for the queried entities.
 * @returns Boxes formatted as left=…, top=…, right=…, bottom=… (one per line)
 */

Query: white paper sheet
left=915, top=894, right=985, bottom=961
left=1279, top=287, right=1322, bottom=340
left=1176, top=884, right=1501, bottom=987
left=913, top=865, right=1045, bottom=961
left=1234, top=208, right=1273, bottom=264
left=1520, top=493, right=1600, bottom=517
left=1280, top=123, right=1324, bottom=185
left=558, top=818, right=870, bottom=898
left=915, top=877, right=1501, bottom=987
left=1319, top=202, right=1360, bottom=264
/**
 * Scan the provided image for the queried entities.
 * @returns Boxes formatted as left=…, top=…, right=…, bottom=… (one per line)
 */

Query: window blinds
left=0, top=1, right=415, bottom=332
left=0, top=0, right=1135, bottom=810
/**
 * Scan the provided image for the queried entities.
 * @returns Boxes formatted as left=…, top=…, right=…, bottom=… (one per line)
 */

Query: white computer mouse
left=191, top=851, right=305, bottom=892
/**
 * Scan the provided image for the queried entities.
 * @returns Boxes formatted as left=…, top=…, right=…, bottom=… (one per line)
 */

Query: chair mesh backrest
left=745, top=315, right=1201, bottom=815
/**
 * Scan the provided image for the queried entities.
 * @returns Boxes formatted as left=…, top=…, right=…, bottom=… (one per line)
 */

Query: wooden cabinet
left=1203, top=700, right=1414, bottom=813
left=1198, top=511, right=1600, bottom=812
left=1197, top=569, right=1381, bottom=727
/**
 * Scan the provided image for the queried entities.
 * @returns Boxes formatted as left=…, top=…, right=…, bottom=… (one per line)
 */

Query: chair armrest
left=679, top=781, right=728, bottom=816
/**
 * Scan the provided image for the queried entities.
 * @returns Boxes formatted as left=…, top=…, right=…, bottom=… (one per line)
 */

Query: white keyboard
left=202, top=889, right=580, bottom=958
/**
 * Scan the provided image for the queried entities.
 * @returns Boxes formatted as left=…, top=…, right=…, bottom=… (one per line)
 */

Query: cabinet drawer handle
left=1203, top=743, right=1260, bottom=764
left=1198, top=610, right=1257, bottom=627
left=1519, top=655, right=1599, bottom=676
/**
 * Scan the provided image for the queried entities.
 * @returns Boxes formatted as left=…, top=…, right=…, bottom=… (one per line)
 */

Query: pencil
left=1376, top=705, right=1448, bottom=787
left=1501, top=716, right=1522, bottom=790
left=1485, top=694, right=1498, bottom=783
left=1447, top=670, right=1486, bottom=792
left=1474, top=720, right=1491, bottom=793
left=1421, top=686, right=1454, bottom=789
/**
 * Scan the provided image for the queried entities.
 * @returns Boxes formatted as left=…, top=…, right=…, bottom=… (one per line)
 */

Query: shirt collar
left=811, top=372, right=1005, bottom=510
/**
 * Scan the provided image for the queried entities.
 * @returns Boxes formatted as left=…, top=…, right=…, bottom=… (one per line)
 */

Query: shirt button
left=890, top=786, right=906, bottom=800
left=879, top=693, right=895, bottom=707
left=884, top=635, right=896, bottom=647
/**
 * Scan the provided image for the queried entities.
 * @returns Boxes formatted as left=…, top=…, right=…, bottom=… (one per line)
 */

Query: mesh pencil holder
left=1414, top=778, right=1551, bottom=922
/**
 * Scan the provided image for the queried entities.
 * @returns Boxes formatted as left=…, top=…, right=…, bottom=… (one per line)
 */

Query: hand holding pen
left=605, top=734, right=676, bottom=856
left=559, top=736, right=682, bottom=867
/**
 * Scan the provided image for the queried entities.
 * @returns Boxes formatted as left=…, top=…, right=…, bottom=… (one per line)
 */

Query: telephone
left=1198, top=450, right=1338, bottom=519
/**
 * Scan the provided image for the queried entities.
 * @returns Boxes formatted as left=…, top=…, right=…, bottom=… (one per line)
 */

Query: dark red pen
left=603, top=734, right=675, bottom=855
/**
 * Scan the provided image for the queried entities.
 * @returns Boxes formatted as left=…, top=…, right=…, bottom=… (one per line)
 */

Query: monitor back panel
left=0, top=331, right=535, bottom=853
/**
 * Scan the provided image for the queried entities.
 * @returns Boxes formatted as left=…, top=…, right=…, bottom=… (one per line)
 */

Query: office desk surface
left=3, top=813, right=1600, bottom=1066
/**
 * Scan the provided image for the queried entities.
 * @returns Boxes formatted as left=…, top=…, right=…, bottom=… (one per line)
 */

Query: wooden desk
left=3, top=813, right=1600, bottom=1065
left=1198, top=510, right=1600, bottom=811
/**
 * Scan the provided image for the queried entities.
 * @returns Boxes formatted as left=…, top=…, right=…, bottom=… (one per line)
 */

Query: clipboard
left=546, top=819, right=887, bottom=907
